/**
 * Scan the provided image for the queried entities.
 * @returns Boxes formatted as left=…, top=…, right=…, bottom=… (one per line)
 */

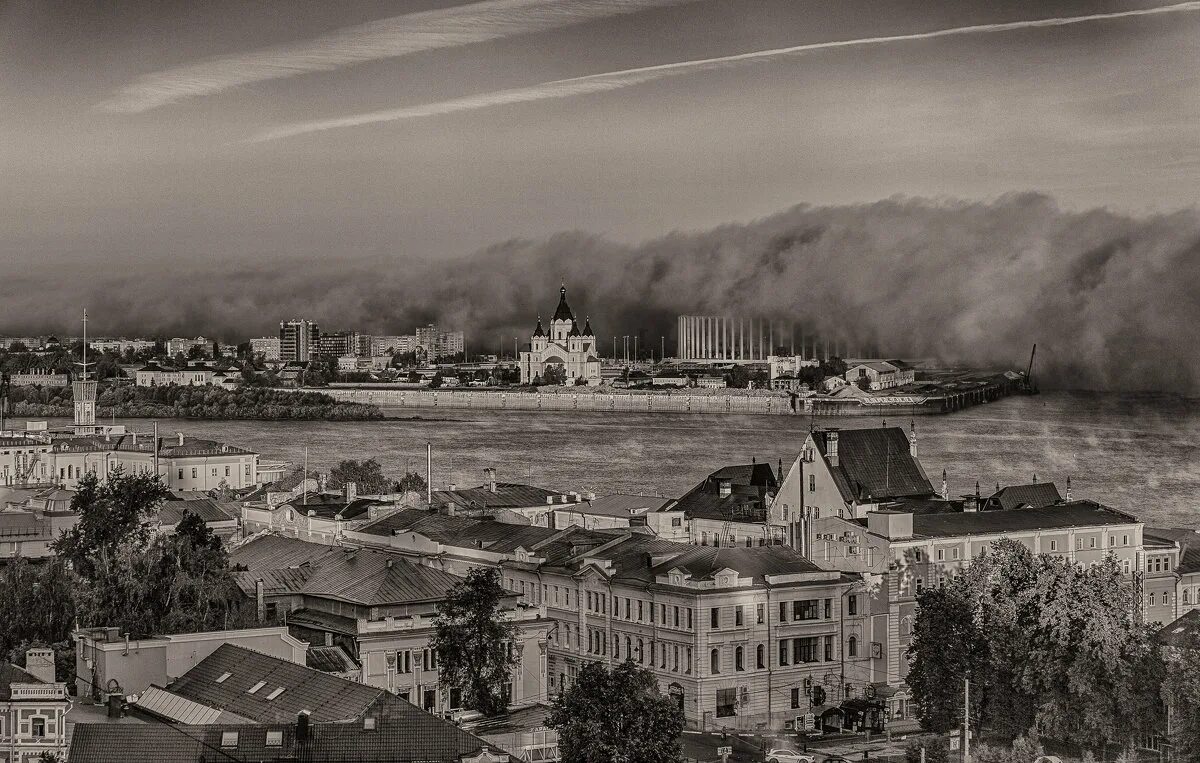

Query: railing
left=10, top=683, right=68, bottom=699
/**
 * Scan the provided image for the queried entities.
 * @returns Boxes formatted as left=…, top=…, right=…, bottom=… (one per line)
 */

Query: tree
left=906, top=585, right=986, bottom=732
left=548, top=659, right=685, bottom=763
left=541, top=364, right=566, bottom=386
left=53, top=470, right=170, bottom=581
left=395, top=471, right=428, bottom=495
left=1163, top=642, right=1200, bottom=761
left=429, top=373, right=444, bottom=389
left=726, top=365, right=751, bottom=388
left=327, top=458, right=391, bottom=495
left=0, top=557, right=77, bottom=672
left=430, top=567, right=516, bottom=717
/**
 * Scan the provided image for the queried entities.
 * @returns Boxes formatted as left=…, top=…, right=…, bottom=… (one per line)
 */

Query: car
left=766, top=750, right=816, bottom=763
left=821, top=756, right=854, bottom=763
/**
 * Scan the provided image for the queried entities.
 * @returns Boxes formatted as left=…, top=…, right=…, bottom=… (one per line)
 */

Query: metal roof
left=812, top=427, right=934, bottom=502
left=909, top=500, right=1138, bottom=539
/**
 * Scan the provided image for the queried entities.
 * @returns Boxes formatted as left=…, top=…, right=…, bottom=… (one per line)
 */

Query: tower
left=73, top=309, right=98, bottom=434
left=550, top=285, right=575, bottom=343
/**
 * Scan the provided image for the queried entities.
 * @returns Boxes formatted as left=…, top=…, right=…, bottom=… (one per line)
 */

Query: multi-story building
left=344, top=511, right=872, bottom=732
left=417, top=325, right=466, bottom=360
left=45, top=431, right=260, bottom=492
left=134, top=362, right=216, bottom=387
left=317, top=331, right=359, bottom=358
left=518, top=286, right=600, bottom=385
left=663, top=463, right=784, bottom=548
left=1144, top=527, right=1200, bottom=623
left=431, top=471, right=581, bottom=526
left=5, top=370, right=68, bottom=387
left=372, top=335, right=420, bottom=356
left=279, top=320, right=319, bottom=363
left=0, top=496, right=78, bottom=559
left=842, top=361, right=915, bottom=391
left=166, top=337, right=212, bottom=358
left=249, top=336, right=281, bottom=362
left=1, top=648, right=70, bottom=763
left=89, top=339, right=156, bottom=355
left=230, top=535, right=552, bottom=716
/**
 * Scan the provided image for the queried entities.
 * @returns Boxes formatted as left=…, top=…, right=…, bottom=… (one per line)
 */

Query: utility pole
left=426, top=442, right=432, bottom=504
left=963, top=678, right=970, bottom=763
left=661, top=336, right=665, bottom=362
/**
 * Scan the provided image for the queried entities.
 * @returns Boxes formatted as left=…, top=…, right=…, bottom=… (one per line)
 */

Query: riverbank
left=309, top=378, right=1019, bottom=417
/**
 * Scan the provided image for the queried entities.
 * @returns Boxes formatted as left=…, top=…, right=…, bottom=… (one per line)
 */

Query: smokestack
left=1065, top=475, right=1072, bottom=502
left=941, top=469, right=948, bottom=501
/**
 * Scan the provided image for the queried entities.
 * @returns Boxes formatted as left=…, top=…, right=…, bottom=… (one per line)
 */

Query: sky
left=1, top=0, right=1198, bottom=363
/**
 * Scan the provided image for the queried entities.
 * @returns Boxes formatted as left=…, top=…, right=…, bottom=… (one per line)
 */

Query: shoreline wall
left=303, top=387, right=1008, bottom=416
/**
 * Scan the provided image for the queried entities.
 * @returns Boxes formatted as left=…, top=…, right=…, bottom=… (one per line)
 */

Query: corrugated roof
left=230, top=535, right=340, bottom=571
left=158, top=499, right=239, bottom=526
left=306, top=646, right=360, bottom=675
left=910, top=500, right=1138, bottom=539
left=564, top=494, right=671, bottom=518
left=812, top=427, right=933, bottom=502
left=134, top=685, right=252, bottom=725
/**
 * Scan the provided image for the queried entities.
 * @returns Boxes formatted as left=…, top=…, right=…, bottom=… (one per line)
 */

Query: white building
left=166, top=337, right=212, bottom=358
left=135, top=362, right=216, bottom=387
left=843, top=361, right=915, bottom=391
left=519, top=285, right=601, bottom=385
left=250, top=336, right=282, bottom=361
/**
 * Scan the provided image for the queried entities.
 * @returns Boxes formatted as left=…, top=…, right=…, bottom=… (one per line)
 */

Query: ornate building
left=519, top=286, right=601, bottom=385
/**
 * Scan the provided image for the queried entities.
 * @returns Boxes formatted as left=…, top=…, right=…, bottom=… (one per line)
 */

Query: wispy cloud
left=252, top=1, right=1200, bottom=142
left=98, top=0, right=701, bottom=114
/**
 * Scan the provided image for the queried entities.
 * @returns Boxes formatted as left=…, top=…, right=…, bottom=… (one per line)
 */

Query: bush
left=906, top=737, right=950, bottom=763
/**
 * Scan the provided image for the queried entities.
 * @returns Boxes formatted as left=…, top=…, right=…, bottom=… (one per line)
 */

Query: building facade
left=519, top=286, right=600, bottom=385
left=279, top=320, right=319, bottom=363
left=249, top=337, right=281, bottom=361
left=0, top=649, right=69, bottom=763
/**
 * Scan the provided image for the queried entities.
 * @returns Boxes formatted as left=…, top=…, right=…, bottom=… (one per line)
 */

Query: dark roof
left=551, top=285, right=575, bottom=322
left=272, top=469, right=319, bottom=493
left=1158, top=609, right=1200, bottom=649
left=165, top=644, right=391, bottom=723
left=1147, top=527, right=1200, bottom=574
left=68, top=711, right=504, bottom=763
left=306, top=646, right=359, bottom=675
left=812, top=427, right=933, bottom=502
left=581, top=316, right=593, bottom=336
left=279, top=493, right=387, bottom=520
left=909, top=500, right=1138, bottom=539
left=0, top=663, right=44, bottom=701
left=232, top=535, right=463, bottom=607
left=984, top=483, right=1062, bottom=511
left=650, top=545, right=822, bottom=583
left=434, top=483, right=566, bottom=512
left=0, top=510, right=52, bottom=541
left=532, top=317, right=544, bottom=338
left=230, top=535, right=339, bottom=571
left=566, top=494, right=672, bottom=518
left=158, top=499, right=238, bottom=526
left=357, top=507, right=485, bottom=539
left=669, top=463, right=776, bottom=522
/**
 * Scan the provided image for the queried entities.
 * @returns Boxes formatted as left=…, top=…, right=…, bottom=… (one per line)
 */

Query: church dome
left=533, top=316, right=545, bottom=337
left=552, top=285, right=575, bottom=323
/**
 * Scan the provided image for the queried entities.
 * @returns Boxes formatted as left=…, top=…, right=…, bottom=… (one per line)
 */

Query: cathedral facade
left=519, top=286, right=602, bottom=385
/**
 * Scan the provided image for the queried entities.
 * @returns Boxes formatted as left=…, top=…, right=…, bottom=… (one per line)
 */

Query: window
left=735, top=646, right=745, bottom=671
left=779, top=640, right=790, bottom=666
left=936, top=549, right=945, bottom=562
left=809, top=474, right=815, bottom=492
left=756, top=644, right=766, bottom=669
left=847, top=595, right=857, bottom=616
left=686, top=646, right=693, bottom=674
left=848, top=636, right=858, bottom=658
left=688, top=608, right=693, bottom=630
left=824, top=635, right=833, bottom=661
left=1076, top=537, right=1083, bottom=550
left=916, top=578, right=924, bottom=593
left=673, top=644, right=680, bottom=672
left=793, top=600, right=818, bottom=621
left=215, top=672, right=232, bottom=684
left=671, top=517, right=682, bottom=527
left=1123, top=534, right=1129, bottom=546
left=265, top=687, right=285, bottom=700
left=31, top=717, right=46, bottom=738
left=224, top=466, right=230, bottom=477
left=265, top=731, right=283, bottom=747
left=625, top=598, right=631, bottom=619
left=449, top=687, right=462, bottom=709
left=424, top=648, right=438, bottom=671
left=710, top=649, right=721, bottom=674
left=953, top=548, right=960, bottom=560
left=638, top=638, right=644, bottom=663
left=626, top=636, right=632, bottom=657
left=824, top=599, right=832, bottom=619
left=661, top=604, right=667, bottom=623
left=1090, top=538, right=1097, bottom=549
left=1184, top=590, right=1191, bottom=605
left=397, top=650, right=412, bottom=673
left=735, top=605, right=744, bottom=626
left=793, top=637, right=818, bottom=663
left=756, top=604, right=765, bottom=624
left=674, top=606, right=680, bottom=628
left=791, top=687, right=802, bottom=708
left=587, top=592, right=593, bottom=611
left=746, top=537, right=753, bottom=548
left=779, top=601, right=788, bottom=621
left=178, top=469, right=184, bottom=479
left=1109, top=536, right=1116, bottom=547
left=220, top=731, right=238, bottom=748
left=711, top=608, right=720, bottom=628
left=716, top=688, right=737, bottom=717
left=1049, top=540, right=1058, bottom=552
left=191, top=468, right=197, bottom=479
left=701, top=532, right=708, bottom=546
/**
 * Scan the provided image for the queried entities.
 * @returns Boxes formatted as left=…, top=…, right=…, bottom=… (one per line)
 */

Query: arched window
left=710, top=649, right=720, bottom=674
left=756, top=644, right=765, bottom=669
left=637, top=639, right=644, bottom=663
left=848, top=636, right=858, bottom=658
left=735, top=646, right=744, bottom=672
left=1184, top=590, right=1191, bottom=605
left=625, top=636, right=632, bottom=658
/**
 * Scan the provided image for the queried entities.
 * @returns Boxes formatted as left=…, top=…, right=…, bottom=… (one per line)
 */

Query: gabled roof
left=230, top=535, right=339, bottom=571
left=647, top=545, right=822, bottom=583
left=158, top=498, right=239, bottom=526
left=811, top=427, right=933, bottom=503
left=0, top=663, right=46, bottom=701
left=434, top=483, right=567, bottom=512
left=565, top=494, right=671, bottom=518
left=668, top=463, right=776, bottom=522
left=279, top=493, right=387, bottom=520
left=1158, top=609, right=1200, bottom=649
left=306, top=645, right=360, bottom=675
left=984, top=483, right=1062, bottom=511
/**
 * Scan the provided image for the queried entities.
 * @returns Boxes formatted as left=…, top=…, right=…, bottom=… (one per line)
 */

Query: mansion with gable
left=519, top=285, right=601, bottom=385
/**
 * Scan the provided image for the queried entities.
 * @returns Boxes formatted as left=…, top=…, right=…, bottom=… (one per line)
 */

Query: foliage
left=548, top=659, right=685, bottom=763
left=6, top=383, right=382, bottom=420
left=0, top=558, right=77, bottom=664
left=429, top=373, right=444, bottom=389
left=327, top=458, right=391, bottom=494
left=395, top=471, right=428, bottom=495
left=904, top=737, right=949, bottom=763
left=1163, top=643, right=1200, bottom=761
left=726, top=365, right=751, bottom=389
left=430, top=567, right=516, bottom=717
left=541, top=364, right=566, bottom=386
left=906, top=539, right=1165, bottom=751
left=54, top=470, right=169, bottom=580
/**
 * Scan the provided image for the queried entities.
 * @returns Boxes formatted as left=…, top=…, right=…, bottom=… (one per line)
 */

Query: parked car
left=766, top=750, right=816, bottom=763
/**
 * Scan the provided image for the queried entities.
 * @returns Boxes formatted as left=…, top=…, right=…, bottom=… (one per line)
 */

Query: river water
left=18, top=391, right=1199, bottom=529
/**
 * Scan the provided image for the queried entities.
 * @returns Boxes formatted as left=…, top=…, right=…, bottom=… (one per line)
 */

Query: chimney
left=1065, top=476, right=1072, bottom=502
left=718, top=478, right=732, bottom=498
left=827, top=429, right=840, bottom=467
left=909, top=420, right=917, bottom=457
left=255, top=579, right=265, bottom=622
left=386, top=558, right=394, bottom=569
left=296, top=711, right=310, bottom=743
left=485, top=468, right=497, bottom=493
left=131, top=432, right=137, bottom=445
left=344, top=482, right=357, bottom=503
left=24, top=648, right=56, bottom=683
left=941, top=469, right=949, bottom=501
left=177, top=432, right=185, bottom=446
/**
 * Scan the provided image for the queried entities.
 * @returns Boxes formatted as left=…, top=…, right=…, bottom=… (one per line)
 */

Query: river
left=16, top=391, right=1199, bottom=529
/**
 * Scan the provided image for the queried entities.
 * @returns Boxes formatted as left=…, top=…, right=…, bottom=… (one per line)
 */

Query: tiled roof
left=230, top=535, right=340, bottom=571
left=669, top=463, right=776, bottom=522
left=434, top=483, right=567, bottom=511
left=358, top=507, right=485, bottom=539
left=812, top=427, right=933, bottom=502
left=1158, top=609, right=1200, bottom=649
left=909, top=500, right=1138, bottom=539
left=649, top=545, right=822, bottom=583
left=306, top=646, right=359, bottom=675
left=158, top=499, right=239, bottom=526
left=279, top=493, right=388, bottom=520
left=984, top=483, right=1062, bottom=511
left=0, top=663, right=44, bottom=701
left=563, top=494, right=671, bottom=518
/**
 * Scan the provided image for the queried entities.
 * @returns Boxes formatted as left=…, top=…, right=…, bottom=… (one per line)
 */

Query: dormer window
left=247, top=681, right=266, bottom=694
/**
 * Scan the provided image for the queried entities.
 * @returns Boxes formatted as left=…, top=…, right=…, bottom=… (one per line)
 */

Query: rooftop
left=811, top=427, right=934, bottom=502
left=434, top=483, right=568, bottom=512
left=904, top=500, right=1138, bottom=540
left=562, top=494, right=671, bottom=518
left=157, top=498, right=239, bottom=526
left=983, top=483, right=1062, bottom=511
left=668, top=463, right=776, bottom=522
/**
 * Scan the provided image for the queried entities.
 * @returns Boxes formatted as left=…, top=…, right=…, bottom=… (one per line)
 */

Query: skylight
left=247, top=681, right=266, bottom=694
left=265, top=730, right=283, bottom=747
left=215, top=672, right=231, bottom=684
left=265, top=687, right=285, bottom=700
left=220, top=731, right=238, bottom=748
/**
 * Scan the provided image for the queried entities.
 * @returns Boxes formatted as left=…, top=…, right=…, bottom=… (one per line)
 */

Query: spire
left=582, top=315, right=593, bottom=336
left=552, top=284, right=575, bottom=322
left=533, top=315, right=544, bottom=337
left=1032, top=473, right=1038, bottom=484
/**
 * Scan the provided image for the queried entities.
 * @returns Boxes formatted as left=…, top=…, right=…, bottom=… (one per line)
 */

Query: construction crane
left=1024, top=344, right=1039, bottom=394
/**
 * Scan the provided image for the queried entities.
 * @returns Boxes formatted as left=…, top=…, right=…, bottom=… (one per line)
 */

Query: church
left=519, top=285, right=602, bottom=385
